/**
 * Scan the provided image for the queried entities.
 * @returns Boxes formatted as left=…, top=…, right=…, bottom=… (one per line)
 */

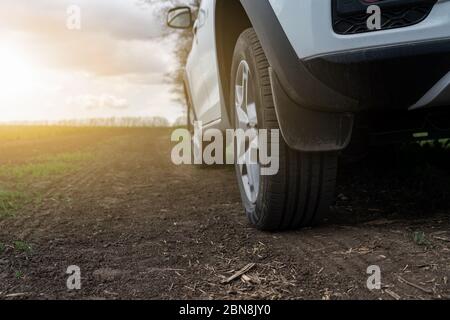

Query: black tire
left=231, top=28, right=338, bottom=231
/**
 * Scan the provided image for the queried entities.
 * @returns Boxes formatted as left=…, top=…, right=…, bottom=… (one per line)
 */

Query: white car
left=168, top=0, right=450, bottom=231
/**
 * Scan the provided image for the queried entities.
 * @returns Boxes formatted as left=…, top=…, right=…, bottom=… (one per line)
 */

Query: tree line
left=2, top=116, right=187, bottom=128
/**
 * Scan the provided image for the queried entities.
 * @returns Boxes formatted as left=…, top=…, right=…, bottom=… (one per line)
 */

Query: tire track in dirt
left=266, top=230, right=376, bottom=298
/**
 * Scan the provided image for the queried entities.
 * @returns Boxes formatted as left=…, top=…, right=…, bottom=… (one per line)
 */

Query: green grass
left=0, top=151, right=93, bottom=179
left=34, top=151, right=93, bottom=163
left=0, top=162, right=76, bottom=179
left=0, top=151, right=92, bottom=219
left=0, top=241, right=33, bottom=255
left=418, top=138, right=450, bottom=148
left=413, top=231, right=429, bottom=246
left=14, top=240, right=32, bottom=253
left=0, top=189, right=25, bottom=218
left=397, top=139, right=450, bottom=173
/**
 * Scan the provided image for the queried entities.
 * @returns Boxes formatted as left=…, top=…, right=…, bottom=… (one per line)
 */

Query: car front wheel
left=230, top=28, right=338, bottom=231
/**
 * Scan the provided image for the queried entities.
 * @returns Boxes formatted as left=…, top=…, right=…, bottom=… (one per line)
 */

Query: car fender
left=239, top=0, right=355, bottom=151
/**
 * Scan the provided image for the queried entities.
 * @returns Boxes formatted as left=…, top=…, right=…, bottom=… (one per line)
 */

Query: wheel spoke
left=234, top=59, right=260, bottom=204
left=236, top=106, right=249, bottom=128
left=235, top=84, right=244, bottom=108
left=247, top=102, right=258, bottom=127
left=237, top=147, right=248, bottom=166
left=242, top=65, right=249, bottom=111
left=249, top=166, right=259, bottom=192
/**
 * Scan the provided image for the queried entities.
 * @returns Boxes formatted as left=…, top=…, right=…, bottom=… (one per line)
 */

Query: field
left=0, top=126, right=449, bottom=300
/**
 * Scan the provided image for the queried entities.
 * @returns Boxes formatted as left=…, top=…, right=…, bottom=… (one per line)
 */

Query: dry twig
left=385, top=289, right=401, bottom=300
left=398, top=276, right=433, bottom=294
left=222, top=263, right=256, bottom=284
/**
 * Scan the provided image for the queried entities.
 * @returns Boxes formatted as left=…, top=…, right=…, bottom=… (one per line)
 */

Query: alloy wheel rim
left=235, top=60, right=260, bottom=204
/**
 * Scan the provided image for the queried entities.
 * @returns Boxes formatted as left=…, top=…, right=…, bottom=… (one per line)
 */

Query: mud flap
left=269, top=68, right=354, bottom=152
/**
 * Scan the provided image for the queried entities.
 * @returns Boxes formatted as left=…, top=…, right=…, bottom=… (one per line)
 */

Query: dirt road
left=0, top=128, right=449, bottom=300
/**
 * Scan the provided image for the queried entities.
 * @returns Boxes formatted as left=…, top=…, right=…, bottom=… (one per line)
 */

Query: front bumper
left=270, top=38, right=450, bottom=151
left=242, top=0, right=450, bottom=151
left=268, top=0, right=450, bottom=59
left=332, top=0, right=438, bottom=35
left=305, top=38, right=450, bottom=111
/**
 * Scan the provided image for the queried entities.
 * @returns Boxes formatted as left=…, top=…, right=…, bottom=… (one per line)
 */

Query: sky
left=0, top=0, right=184, bottom=123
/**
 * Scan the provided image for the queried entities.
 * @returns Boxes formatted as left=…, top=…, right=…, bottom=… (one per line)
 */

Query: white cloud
left=0, top=0, right=175, bottom=77
left=0, top=0, right=185, bottom=122
left=0, top=0, right=165, bottom=40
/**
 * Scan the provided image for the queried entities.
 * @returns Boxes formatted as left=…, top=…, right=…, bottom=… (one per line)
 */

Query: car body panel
left=183, top=0, right=450, bottom=149
left=185, top=0, right=221, bottom=125
left=268, top=0, right=450, bottom=59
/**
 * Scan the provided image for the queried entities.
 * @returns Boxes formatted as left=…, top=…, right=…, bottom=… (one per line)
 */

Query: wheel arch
left=215, top=0, right=355, bottom=152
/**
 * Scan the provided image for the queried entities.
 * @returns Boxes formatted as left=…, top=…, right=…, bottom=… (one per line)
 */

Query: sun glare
left=0, top=43, right=36, bottom=96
